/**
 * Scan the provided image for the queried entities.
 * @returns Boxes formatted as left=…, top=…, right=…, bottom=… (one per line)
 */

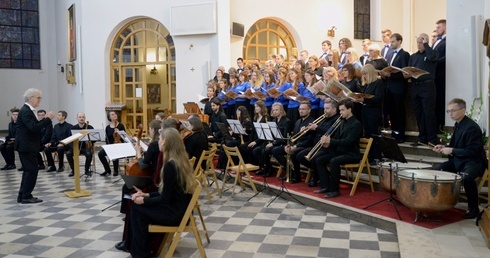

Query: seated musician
left=154, top=112, right=165, bottom=121
left=66, top=112, right=94, bottom=177
left=1, top=108, right=19, bottom=170
left=254, top=103, right=291, bottom=177
left=433, top=98, right=487, bottom=219
left=207, top=97, right=228, bottom=144
left=238, top=101, right=268, bottom=164
left=272, top=102, right=314, bottom=183
left=314, top=99, right=361, bottom=198
left=36, top=110, right=52, bottom=170
left=203, top=86, right=215, bottom=118
left=184, top=117, right=209, bottom=168
left=297, top=100, right=340, bottom=187
left=127, top=128, right=196, bottom=258
left=115, top=119, right=176, bottom=252
left=98, top=111, right=125, bottom=177
left=44, top=111, right=72, bottom=173
left=217, top=106, right=252, bottom=169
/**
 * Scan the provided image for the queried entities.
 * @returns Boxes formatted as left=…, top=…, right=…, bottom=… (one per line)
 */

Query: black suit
left=362, top=79, right=384, bottom=160
left=44, top=121, right=73, bottom=168
left=15, top=104, right=52, bottom=200
left=385, top=48, right=410, bottom=141
left=184, top=131, right=208, bottom=168
left=381, top=44, right=394, bottom=61
left=315, top=116, right=361, bottom=191
left=1, top=121, right=17, bottom=166
left=432, top=37, right=446, bottom=129
left=36, top=121, right=53, bottom=167
left=435, top=116, right=486, bottom=213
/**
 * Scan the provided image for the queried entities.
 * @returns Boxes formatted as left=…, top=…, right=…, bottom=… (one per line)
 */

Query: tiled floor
left=0, top=151, right=487, bottom=257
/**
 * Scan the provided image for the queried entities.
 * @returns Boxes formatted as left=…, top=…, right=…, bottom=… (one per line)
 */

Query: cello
left=125, top=124, right=151, bottom=176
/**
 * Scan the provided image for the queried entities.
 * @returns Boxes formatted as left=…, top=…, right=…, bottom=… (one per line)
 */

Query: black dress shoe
left=68, top=171, right=74, bottom=177
left=85, top=170, right=93, bottom=177
left=255, top=170, right=264, bottom=176
left=325, top=191, right=341, bottom=198
left=100, top=171, right=110, bottom=177
left=7, top=165, right=16, bottom=170
left=290, top=178, right=301, bottom=184
left=21, top=198, right=43, bottom=204
left=308, top=181, right=318, bottom=187
left=57, top=167, right=64, bottom=172
left=46, top=166, right=57, bottom=172
left=0, top=165, right=9, bottom=170
left=115, top=240, right=127, bottom=251
left=314, top=188, right=328, bottom=194
left=38, top=165, right=45, bottom=170
left=462, top=210, right=480, bottom=219
left=113, top=171, right=119, bottom=176
left=18, top=167, right=24, bottom=171
left=17, top=196, right=22, bottom=203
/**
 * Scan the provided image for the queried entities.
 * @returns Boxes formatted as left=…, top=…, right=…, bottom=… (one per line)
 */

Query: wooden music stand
left=61, top=131, right=92, bottom=198
left=183, top=102, right=201, bottom=114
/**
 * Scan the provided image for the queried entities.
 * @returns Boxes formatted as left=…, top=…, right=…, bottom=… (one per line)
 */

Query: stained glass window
left=354, top=0, right=370, bottom=39
left=0, top=0, right=40, bottom=69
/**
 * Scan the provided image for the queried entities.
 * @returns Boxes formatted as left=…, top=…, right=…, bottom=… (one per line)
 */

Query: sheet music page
left=60, top=132, right=88, bottom=145
left=132, top=136, right=149, bottom=152
left=102, top=142, right=136, bottom=160
left=261, top=123, right=274, bottom=140
left=268, top=122, right=284, bottom=139
left=253, top=122, right=265, bottom=140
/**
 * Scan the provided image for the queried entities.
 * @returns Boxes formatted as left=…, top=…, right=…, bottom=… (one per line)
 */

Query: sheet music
left=71, top=129, right=105, bottom=142
left=117, top=130, right=133, bottom=144
left=102, top=143, right=136, bottom=160
left=227, top=119, right=248, bottom=135
left=253, top=122, right=265, bottom=140
left=60, top=132, right=88, bottom=145
left=132, top=137, right=149, bottom=152
left=260, top=123, right=274, bottom=141
left=268, top=122, right=285, bottom=139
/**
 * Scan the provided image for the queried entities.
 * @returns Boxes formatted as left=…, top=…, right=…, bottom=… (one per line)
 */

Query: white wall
left=447, top=0, right=488, bottom=128
left=0, top=0, right=59, bottom=129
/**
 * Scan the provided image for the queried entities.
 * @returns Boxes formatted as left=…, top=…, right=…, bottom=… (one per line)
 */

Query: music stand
left=71, top=129, right=103, bottom=181
left=60, top=132, right=92, bottom=198
left=363, top=135, right=407, bottom=220
left=266, top=131, right=304, bottom=207
left=227, top=119, right=248, bottom=143
left=247, top=123, right=274, bottom=201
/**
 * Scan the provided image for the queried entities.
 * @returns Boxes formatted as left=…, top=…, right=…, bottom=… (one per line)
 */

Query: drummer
left=433, top=98, right=487, bottom=219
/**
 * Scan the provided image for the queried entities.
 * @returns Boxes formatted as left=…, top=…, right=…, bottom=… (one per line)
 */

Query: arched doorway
left=242, top=19, right=297, bottom=65
left=110, top=18, right=175, bottom=132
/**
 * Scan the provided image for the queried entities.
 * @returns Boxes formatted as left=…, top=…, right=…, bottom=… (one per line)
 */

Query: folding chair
left=222, top=145, right=258, bottom=197
left=340, top=138, right=374, bottom=196
left=148, top=180, right=206, bottom=258
left=194, top=146, right=221, bottom=203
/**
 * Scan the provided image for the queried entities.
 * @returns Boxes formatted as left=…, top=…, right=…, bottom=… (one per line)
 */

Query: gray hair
left=23, top=88, right=41, bottom=102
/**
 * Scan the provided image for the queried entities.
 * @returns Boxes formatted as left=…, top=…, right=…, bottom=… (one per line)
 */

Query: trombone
left=290, top=114, right=326, bottom=143
left=305, top=116, right=343, bottom=161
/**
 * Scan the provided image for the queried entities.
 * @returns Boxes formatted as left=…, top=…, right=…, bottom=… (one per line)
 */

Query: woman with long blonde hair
left=129, top=127, right=196, bottom=258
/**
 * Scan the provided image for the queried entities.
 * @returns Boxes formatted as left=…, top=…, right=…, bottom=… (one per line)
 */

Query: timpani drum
left=395, top=169, right=462, bottom=213
left=378, top=162, right=432, bottom=192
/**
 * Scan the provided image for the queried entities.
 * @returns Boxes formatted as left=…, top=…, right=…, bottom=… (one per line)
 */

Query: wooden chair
left=340, top=138, right=374, bottom=196
left=194, top=146, right=221, bottom=203
left=222, top=145, right=258, bottom=197
left=148, top=180, right=206, bottom=258
left=477, top=168, right=488, bottom=202
left=189, top=157, right=196, bottom=168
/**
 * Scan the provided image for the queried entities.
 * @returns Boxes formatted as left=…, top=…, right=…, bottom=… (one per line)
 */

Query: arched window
left=110, top=19, right=175, bottom=131
left=242, top=19, right=296, bottom=65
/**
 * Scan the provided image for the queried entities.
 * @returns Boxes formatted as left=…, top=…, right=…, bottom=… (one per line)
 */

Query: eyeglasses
left=446, top=108, right=463, bottom=114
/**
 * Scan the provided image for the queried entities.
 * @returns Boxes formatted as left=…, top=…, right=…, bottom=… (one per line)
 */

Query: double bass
left=125, top=124, right=151, bottom=176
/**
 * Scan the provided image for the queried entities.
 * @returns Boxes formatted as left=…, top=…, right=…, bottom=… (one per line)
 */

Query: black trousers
left=67, top=148, right=93, bottom=172
left=297, top=147, right=327, bottom=183
left=253, top=143, right=274, bottom=172
left=411, top=81, right=437, bottom=143
left=98, top=148, right=120, bottom=173
left=272, top=145, right=305, bottom=180
left=384, top=90, right=406, bottom=141
left=44, top=145, right=69, bottom=168
left=361, top=106, right=382, bottom=161
left=0, top=142, right=15, bottom=166
left=315, top=152, right=359, bottom=191
left=436, top=161, right=483, bottom=213
left=18, top=151, right=39, bottom=200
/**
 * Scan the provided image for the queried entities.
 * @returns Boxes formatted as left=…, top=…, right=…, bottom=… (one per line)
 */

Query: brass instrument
left=290, top=114, right=326, bottom=143
left=305, top=116, right=343, bottom=161
left=85, top=121, right=93, bottom=150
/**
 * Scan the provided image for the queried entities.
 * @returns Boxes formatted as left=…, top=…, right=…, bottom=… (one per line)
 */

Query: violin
left=126, top=124, right=151, bottom=176
left=85, top=121, right=93, bottom=150
left=113, top=121, right=122, bottom=143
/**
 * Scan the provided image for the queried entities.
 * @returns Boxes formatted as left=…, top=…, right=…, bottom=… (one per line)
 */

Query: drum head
left=382, top=162, right=432, bottom=169
left=397, top=169, right=462, bottom=182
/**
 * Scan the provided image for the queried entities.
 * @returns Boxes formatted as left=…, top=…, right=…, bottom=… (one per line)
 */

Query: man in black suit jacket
left=314, top=99, right=362, bottom=198
left=380, top=33, right=410, bottom=143
left=1, top=108, right=19, bottom=170
left=433, top=98, right=486, bottom=219
left=36, top=109, right=52, bottom=169
left=44, top=111, right=72, bottom=172
left=15, top=88, right=54, bottom=204
left=433, top=19, right=447, bottom=130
